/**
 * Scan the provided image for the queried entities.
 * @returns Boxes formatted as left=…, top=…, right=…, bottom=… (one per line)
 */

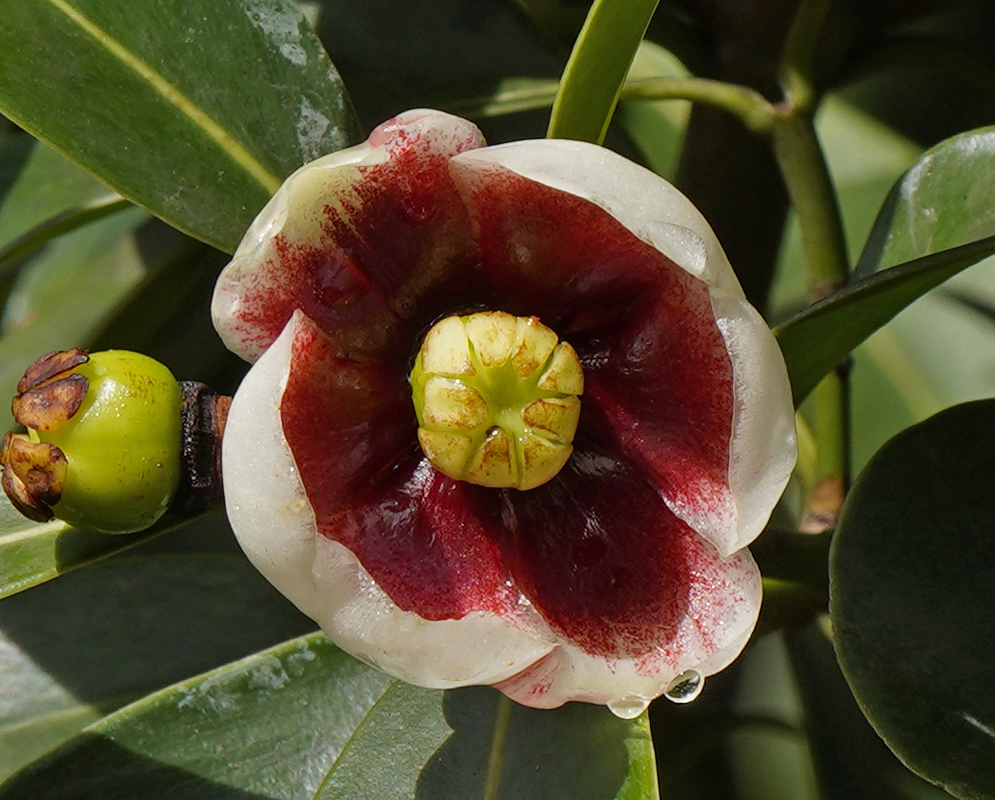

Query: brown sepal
left=1, top=431, right=67, bottom=522
left=12, top=372, right=89, bottom=431
left=17, top=349, right=89, bottom=394
left=170, top=382, right=231, bottom=517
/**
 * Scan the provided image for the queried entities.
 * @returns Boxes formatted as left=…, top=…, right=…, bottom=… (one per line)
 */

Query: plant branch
left=772, top=0, right=851, bottom=523
left=779, top=0, right=832, bottom=111
left=620, top=76, right=776, bottom=134
left=772, top=112, right=849, bottom=297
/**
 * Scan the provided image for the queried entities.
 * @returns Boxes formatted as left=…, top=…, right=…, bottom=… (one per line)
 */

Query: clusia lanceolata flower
left=211, top=109, right=797, bottom=716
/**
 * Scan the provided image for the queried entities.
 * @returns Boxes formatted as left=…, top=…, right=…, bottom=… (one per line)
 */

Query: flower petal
left=476, top=446, right=761, bottom=708
left=212, top=109, right=486, bottom=363
left=451, top=138, right=744, bottom=297
left=223, top=311, right=555, bottom=688
left=450, top=141, right=795, bottom=553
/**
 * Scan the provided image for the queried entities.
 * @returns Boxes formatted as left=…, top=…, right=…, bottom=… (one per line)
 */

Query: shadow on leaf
left=0, top=734, right=274, bottom=800
left=416, top=686, right=630, bottom=800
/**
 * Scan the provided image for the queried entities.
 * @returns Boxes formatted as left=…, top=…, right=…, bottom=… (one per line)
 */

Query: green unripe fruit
left=32, top=351, right=183, bottom=533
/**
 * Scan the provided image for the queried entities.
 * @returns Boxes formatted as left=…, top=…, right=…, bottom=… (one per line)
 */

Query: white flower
left=212, top=109, right=797, bottom=712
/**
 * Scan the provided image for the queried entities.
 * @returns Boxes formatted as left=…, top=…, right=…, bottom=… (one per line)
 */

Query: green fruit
left=33, top=351, right=183, bottom=533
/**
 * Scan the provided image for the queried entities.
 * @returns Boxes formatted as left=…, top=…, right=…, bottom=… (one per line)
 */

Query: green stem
left=0, top=195, right=133, bottom=277
left=813, top=366, right=851, bottom=494
left=483, top=694, right=513, bottom=800
left=779, top=0, right=833, bottom=111
left=773, top=114, right=851, bottom=494
left=774, top=0, right=846, bottom=292
left=771, top=113, right=848, bottom=296
left=772, top=0, right=851, bottom=516
left=620, top=76, right=776, bottom=134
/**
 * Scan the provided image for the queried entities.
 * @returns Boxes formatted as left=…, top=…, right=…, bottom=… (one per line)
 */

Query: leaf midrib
left=41, top=0, right=281, bottom=195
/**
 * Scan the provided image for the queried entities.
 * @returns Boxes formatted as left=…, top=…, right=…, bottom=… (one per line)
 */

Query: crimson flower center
left=410, top=311, right=584, bottom=490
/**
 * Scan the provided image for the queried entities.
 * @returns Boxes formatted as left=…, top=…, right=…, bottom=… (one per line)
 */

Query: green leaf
left=0, top=633, right=658, bottom=799
left=0, top=492, right=208, bottom=599
left=726, top=637, right=820, bottom=800
left=773, top=121, right=995, bottom=409
left=317, top=687, right=657, bottom=800
left=0, top=137, right=35, bottom=218
left=0, top=0, right=361, bottom=254
left=0, top=140, right=135, bottom=274
left=547, top=0, right=661, bottom=143
left=0, top=208, right=150, bottom=411
left=785, top=626, right=952, bottom=800
left=0, top=140, right=124, bottom=251
left=0, top=552, right=314, bottom=781
left=447, top=77, right=560, bottom=120
left=856, top=126, right=995, bottom=277
left=774, top=233, right=995, bottom=405
left=831, top=399, right=995, bottom=799
left=0, top=195, right=132, bottom=278
left=618, top=42, right=690, bottom=179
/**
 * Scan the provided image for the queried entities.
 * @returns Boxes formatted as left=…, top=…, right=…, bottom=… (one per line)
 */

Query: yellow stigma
left=410, top=311, right=583, bottom=491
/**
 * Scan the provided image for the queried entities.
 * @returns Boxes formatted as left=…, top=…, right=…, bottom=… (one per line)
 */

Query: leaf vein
left=42, top=0, right=282, bottom=194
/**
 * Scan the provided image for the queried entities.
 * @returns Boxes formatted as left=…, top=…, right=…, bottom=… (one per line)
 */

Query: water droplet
left=664, top=669, right=704, bottom=704
left=607, top=695, right=650, bottom=719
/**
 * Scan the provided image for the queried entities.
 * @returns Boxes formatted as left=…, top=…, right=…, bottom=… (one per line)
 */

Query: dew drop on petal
left=664, top=669, right=704, bottom=704
left=607, top=695, right=650, bottom=719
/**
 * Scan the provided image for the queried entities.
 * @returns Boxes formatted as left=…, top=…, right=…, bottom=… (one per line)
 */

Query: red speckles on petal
left=473, top=446, right=701, bottom=660
left=582, top=287, right=736, bottom=535
left=492, top=650, right=561, bottom=702
left=280, top=313, right=518, bottom=621
left=215, top=111, right=486, bottom=362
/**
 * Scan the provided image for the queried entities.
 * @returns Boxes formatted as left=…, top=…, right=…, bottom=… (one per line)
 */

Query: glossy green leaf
left=0, top=0, right=360, bottom=254
left=0, top=492, right=209, bottom=599
left=785, top=626, right=951, bottom=800
left=773, top=122, right=995, bottom=408
left=831, top=400, right=995, bottom=799
left=0, top=552, right=314, bottom=780
left=0, top=632, right=658, bottom=800
left=856, top=126, right=995, bottom=277
left=774, top=233, right=995, bottom=405
left=547, top=0, right=660, bottom=143
left=316, top=687, right=657, bottom=800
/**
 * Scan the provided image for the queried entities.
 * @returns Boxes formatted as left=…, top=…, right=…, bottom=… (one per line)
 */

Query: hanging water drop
left=664, top=669, right=704, bottom=704
left=607, top=695, right=650, bottom=719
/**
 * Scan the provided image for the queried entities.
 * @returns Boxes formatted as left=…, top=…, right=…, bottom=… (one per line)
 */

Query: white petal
left=712, top=290, right=798, bottom=553
left=222, top=313, right=556, bottom=688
